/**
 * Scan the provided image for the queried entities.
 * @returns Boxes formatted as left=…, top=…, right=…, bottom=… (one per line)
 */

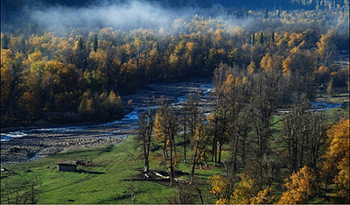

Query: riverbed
left=1, top=78, right=214, bottom=165
left=1, top=78, right=343, bottom=165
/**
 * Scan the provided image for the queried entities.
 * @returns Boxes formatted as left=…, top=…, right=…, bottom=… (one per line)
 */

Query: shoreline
left=1, top=78, right=213, bottom=165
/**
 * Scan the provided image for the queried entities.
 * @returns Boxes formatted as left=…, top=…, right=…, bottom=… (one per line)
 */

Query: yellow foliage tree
left=250, top=187, right=274, bottom=204
left=278, top=166, right=317, bottom=204
left=321, top=119, right=349, bottom=203
left=231, top=174, right=257, bottom=204
left=207, top=175, right=231, bottom=204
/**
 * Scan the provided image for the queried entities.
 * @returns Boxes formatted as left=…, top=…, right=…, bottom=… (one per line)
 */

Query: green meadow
left=1, top=93, right=348, bottom=204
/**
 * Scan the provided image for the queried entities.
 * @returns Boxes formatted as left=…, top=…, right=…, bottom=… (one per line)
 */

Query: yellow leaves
left=221, top=74, right=234, bottom=94
left=1, top=49, right=15, bottom=69
left=321, top=119, right=349, bottom=202
left=282, top=56, right=292, bottom=77
left=260, top=53, right=274, bottom=72
left=250, top=187, right=274, bottom=204
left=1, top=67, right=10, bottom=106
left=207, top=175, right=230, bottom=200
left=169, top=53, right=179, bottom=65
left=153, top=112, right=165, bottom=143
left=78, top=94, right=95, bottom=115
left=231, top=174, right=257, bottom=204
left=325, top=119, right=349, bottom=159
left=208, top=174, right=274, bottom=204
left=186, top=42, right=195, bottom=52
left=278, top=166, right=316, bottom=204
left=28, top=51, right=44, bottom=63
left=290, top=46, right=300, bottom=54
left=215, top=198, right=229, bottom=204
left=247, top=61, right=256, bottom=75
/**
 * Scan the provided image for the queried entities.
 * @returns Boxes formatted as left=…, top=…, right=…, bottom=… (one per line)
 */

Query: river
left=0, top=78, right=342, bottom=164
left=1, top=78, right=213, bottom=142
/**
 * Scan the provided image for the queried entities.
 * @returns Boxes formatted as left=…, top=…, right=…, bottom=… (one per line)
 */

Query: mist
left=27, top=0, right=225, bottom=34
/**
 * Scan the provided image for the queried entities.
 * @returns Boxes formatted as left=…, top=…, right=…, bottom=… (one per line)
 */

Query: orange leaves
left=278, top=166, right=317, bottom=204
left=325, top=119, right=349, bottom=160
left=321, top=119, right=350, bottom=202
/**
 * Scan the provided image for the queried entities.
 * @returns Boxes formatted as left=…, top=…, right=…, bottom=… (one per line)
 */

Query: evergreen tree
left=264, top=8, right=268, bottom=19
left=93, top=34, right=98, bottom=52
left=1, top=34, right=9, bottom=49
left=259, top=32, right=264, bottom=44
left=77, top=37, right=85, bottom=51
left=251, top=33, right=255, bottom=45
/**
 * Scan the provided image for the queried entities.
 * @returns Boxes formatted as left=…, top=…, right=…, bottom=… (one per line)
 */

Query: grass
left=1, top=137, right=180, bottom=204
left=1, top=91, right=348, bottom=204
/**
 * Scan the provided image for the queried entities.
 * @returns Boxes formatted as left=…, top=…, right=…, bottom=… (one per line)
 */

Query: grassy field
left=1, top=91, right=348, bottom=204
left=1, top=135, right=225, bottom=204
left=1, top=137, right=173, bottom=204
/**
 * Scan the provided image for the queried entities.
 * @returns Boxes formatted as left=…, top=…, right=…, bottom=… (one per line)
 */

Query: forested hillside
left=1, top=4, right=349, bottom=127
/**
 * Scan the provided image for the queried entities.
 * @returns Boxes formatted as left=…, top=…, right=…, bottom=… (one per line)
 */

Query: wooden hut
left=58, top=161, right=77, bottom=172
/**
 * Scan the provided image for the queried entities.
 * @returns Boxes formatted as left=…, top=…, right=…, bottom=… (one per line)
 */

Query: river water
left=0, top=79, right=342, bottom=142
left=1, top=78, right=214, bottom=142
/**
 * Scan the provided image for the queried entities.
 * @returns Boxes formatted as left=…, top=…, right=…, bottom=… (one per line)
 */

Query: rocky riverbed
left=1, top=78, right=214, bottom=165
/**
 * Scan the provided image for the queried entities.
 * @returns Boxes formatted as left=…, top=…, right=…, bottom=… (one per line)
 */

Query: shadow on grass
left=77, top=170, right=105, bottom=174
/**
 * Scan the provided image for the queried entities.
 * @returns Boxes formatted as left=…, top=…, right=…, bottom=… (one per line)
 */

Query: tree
left=250, top=187, right=275, bottom=204
left=135, top=105, right=154, bottom=172
left=230, top=174, right=257, bottom=204
left=207, top=175, right=231, bottom=204
left=153, top=101, right=178, bottom=186
left=93, top=34, right=98, bottom=52
left=259, top=32, right=264, bottom=45
left=1, top=50, right=25, bottom=124
left=251, top=61, right=283, bottom=186
left=1, top=34, right=10, bottom=49
left=190, top=122, right=210, bottom=181
left=321, top=119, right=349, bottom=203
left=278, top=166, right=317, bottom=204
left=281, top=93, right=309, bottom=173
left=317, top=32, right=338, bottom=67
left=264, top=8, right=268, bottom=19
left=2, top=171, right=44, bottom=204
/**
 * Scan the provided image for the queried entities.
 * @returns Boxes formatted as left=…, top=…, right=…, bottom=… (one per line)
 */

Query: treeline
left=1, top=8, right=349, bottom=126
left=135, top=64, right=349, bottom=203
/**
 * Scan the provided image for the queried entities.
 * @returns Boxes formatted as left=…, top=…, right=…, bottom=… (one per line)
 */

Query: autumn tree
left=278, top=166, right=317, bottom=204
left=207, top=175, right=231, bottom=204
left=321, top=118, right=349, bottom=203
left=135, top=104, right=154, bottom=172
left=1, top=50, right=25, bottom=124
left=251, top=54, right=284, bottom=186
left=153, top=100, right=178, bottom=186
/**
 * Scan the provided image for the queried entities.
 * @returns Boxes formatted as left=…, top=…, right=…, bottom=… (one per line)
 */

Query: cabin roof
left=57, top=161, right=77, bottom=166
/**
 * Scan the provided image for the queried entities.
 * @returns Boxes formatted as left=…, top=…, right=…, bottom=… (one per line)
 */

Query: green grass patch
left=0, top=137, right=181, bottom=204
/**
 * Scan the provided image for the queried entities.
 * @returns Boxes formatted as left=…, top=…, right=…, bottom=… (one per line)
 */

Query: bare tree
left=2, top=171, right=44, bottom=204
left=190, top=121, right=210, bottom=181
left=134, top=104, right=154, bottom=172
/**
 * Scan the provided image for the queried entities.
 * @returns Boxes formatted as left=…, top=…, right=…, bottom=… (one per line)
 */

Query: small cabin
left=58, top=161, right=77, bottom=172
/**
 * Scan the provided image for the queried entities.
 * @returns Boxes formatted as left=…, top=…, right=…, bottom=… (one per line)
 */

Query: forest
left=1, top=2, right=349, bottom=126
left=0, top=0, right=349, bottom=204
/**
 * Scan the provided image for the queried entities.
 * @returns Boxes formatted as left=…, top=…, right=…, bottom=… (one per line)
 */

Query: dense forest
left=1, top=3, right=348, bottom=126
